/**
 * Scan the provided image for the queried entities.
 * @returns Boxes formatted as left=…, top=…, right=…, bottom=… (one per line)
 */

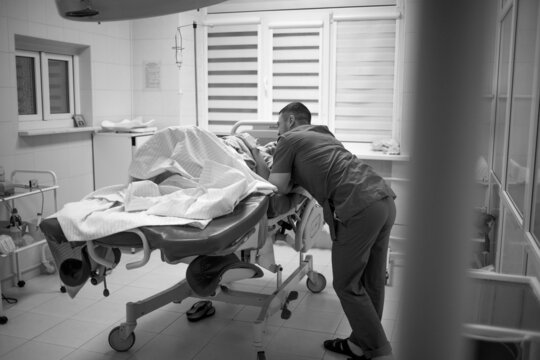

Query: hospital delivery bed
left=40, top=122, right=327, bottom=360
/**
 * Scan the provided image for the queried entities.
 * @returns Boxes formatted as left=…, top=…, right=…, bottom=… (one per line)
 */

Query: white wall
left=0, top=0, right=132, bottom=220
left=131, top=10, right=204, bottom=128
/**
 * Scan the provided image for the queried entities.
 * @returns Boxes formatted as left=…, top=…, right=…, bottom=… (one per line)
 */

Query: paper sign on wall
left=144, top=61, right=161, bottom=90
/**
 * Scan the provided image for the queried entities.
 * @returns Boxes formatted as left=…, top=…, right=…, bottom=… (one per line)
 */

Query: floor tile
left=209, top=300, right=244, bottom=320
left=0, top=334, right=27, bottom=356
left=0, top=312, right=64, bottom=339
left=209, top=319, right=279, bottom=348
left=129, top=332, right=205, bottom=360
left=34, top=318, right=110, bottom=348
left=296, top=291, right=343, bottom=314
left=71, top=299, right=126, bottom=325
left=282, top=306, right=343, bottom=334
left=0, top=340, right=73, bottom=360
left=266, top=327, right=333, bottom=359
left=61, top=348, right=119, bottom=360
left=192, top=341, right=263, bottom=360
left=30, top=294, right=96, bottom=318
left=2, top=290, right=60, bottom=312
left=233, top=305, right=286, bottom=328
left=264, top=350, right=322, bottom=360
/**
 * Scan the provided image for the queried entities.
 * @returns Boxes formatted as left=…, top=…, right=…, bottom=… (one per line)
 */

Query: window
left=206, top=23, right=260, bottom=134
left=331, top=17, right=398, bottom=142
left=16, top=51, right=42, bottom=120
left=505, top=0, right=540, bottom=217
left=16, top=50, right=76, bottom=122
left=271, top=26, right=322, bottom=123
left=492, top=6, right=513, bottom=181
left=203, top=6, right=403, bottom=143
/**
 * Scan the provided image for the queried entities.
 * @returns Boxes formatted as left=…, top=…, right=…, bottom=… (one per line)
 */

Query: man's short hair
left=279, top=102, right=311, bottom=124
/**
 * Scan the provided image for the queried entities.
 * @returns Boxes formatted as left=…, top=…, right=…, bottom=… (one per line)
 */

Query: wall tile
left=27, top=21, right=49, bottom=39
left=7, top=18, right=30, bottom=49
left=27, top=0, right=49, bottom=24
left=0, top=87, right=17, bottom=123
left=91, top=34, right=113, bottom=63
left=0, top=16, right=9, bottom=52
left=0, top=121, right=18, bottom=156
left=46, top=24, right=64, bottom=41
left=63, top=28, right=81, bottom=44
left=0, top=51, right=15, bottom=88
left=3, top=0, right=29, bottom=21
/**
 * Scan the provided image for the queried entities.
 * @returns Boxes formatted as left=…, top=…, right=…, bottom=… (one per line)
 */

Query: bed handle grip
left=125, top=228, right=151, bottom=270
left=86, top=229, right=150, bottom=270
left=86, top=240, right=116, bottom=269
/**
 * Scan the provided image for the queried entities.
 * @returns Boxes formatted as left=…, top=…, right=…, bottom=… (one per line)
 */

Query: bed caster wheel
left=90, top=277, right=98, bottom=286
left=0, top=316, right=8, bottom=325
left=17, top=280, right=25, bottom=287
left=257, top=350, right=266, bottom=360
left=108, top=326, right=136, bottom=352
left=306, top=272, right=326, bottom=293
left=60, top=286, right=66, bottom=293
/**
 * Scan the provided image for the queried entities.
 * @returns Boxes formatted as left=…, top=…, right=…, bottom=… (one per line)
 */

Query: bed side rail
left=231, top=120, right=278, bottom=145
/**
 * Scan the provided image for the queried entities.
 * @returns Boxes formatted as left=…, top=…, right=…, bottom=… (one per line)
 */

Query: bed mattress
left=41, top=194, right=269, bottom=263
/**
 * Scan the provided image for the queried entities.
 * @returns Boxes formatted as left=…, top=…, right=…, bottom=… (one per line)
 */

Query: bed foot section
left=108, top=253, right=326, bottom=358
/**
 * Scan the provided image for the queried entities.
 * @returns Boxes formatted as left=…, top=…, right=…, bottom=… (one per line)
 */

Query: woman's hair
left=279, top=102, right=311, bottom=124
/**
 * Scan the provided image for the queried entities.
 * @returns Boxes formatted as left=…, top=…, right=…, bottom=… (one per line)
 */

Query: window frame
left=41, top=52, right=75, bottom=121
left=16, top=50, right=43, bottom=122
left=15, top=50, right=77, bottom=122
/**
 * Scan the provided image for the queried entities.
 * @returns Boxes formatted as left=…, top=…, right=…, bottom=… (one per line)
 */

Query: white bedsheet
left=54, top=126, right=276, bottom=241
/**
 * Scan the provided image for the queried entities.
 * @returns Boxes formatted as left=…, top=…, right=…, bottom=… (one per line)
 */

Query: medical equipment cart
left=0, top=170, right=59, bottom=325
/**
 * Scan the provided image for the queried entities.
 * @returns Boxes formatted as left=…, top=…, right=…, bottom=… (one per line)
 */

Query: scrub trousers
left=332, top=196, right=396, bottom=359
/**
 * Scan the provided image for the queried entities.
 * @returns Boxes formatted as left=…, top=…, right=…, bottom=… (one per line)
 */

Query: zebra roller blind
left=207, top=24, right=259, bottom=134
left=271, top=27, right=321, bottom=123
left=333, top=19, right=396, bottom=142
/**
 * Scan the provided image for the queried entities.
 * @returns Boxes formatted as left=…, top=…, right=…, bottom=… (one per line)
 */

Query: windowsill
left=18, top=126, right=100, bottom=137
left=343, top=142, right=410, bottom=161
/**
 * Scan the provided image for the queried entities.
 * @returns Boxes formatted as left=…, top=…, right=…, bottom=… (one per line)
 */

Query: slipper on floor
left=323, top=338, right=366, bottom=359
left=186, top=300, right=215, bottom=322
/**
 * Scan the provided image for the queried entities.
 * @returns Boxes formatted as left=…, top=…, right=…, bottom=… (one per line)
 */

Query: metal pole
left=193, top=21, right=199, bottom=127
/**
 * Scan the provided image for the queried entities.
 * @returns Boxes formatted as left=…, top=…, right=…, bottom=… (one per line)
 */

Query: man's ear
left=288, top=114, right=296, bottom=127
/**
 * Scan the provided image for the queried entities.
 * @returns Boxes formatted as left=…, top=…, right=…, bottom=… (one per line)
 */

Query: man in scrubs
left=268, top=102, right=396, bottom=360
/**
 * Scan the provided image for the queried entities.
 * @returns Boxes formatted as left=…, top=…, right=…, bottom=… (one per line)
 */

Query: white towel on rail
left=54, top=126, right=276, bottom=241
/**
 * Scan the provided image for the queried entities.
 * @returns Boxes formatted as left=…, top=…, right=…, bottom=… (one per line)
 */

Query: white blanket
left=54, top=126, right=276, bottom=241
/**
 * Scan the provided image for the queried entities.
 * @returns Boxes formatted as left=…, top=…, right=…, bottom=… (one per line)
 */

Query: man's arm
left=268, top=172, right=292, bottom=194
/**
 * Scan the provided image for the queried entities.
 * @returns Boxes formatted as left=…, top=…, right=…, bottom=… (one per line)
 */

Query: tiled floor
left=0, top=244, right=403, bottom=360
